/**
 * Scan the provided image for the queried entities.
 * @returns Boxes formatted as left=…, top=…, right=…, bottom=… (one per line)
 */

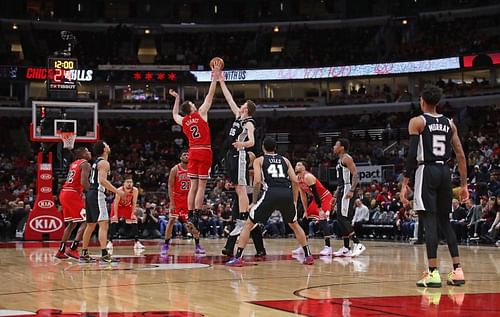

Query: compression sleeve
left=404, top=135, right=420, bottom=177
left=309, top=184, right=322, bottom=206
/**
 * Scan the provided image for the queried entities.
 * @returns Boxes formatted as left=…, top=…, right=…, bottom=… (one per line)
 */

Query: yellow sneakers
left=447, top=267, right=465, bottom=286
left=416, top=269, right=442, bottom=288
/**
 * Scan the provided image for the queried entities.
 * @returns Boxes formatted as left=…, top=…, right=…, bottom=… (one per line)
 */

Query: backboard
left=30, top=100, right=99, bottom=142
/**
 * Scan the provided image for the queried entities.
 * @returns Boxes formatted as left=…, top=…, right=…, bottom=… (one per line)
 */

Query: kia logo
left=29, top=215, right=63, bottom=233
left=40, top=187, right=52, bottom=193
left=38, top=200, right=55, bottom=208
left=40, top=174, right=52, bottom=180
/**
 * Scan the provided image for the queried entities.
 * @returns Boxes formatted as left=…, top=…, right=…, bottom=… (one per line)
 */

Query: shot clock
left=47, top=57, right=78, bottom=99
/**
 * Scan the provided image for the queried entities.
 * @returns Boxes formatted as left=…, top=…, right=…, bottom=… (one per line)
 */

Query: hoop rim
left=29, top=122, right=100, bottom=143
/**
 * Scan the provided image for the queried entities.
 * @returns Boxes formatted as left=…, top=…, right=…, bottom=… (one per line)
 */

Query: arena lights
left=190, top=57, right=461, bottom=82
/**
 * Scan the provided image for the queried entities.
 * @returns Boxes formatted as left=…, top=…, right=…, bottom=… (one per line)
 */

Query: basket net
left=57, top=131, right=77, bottom=150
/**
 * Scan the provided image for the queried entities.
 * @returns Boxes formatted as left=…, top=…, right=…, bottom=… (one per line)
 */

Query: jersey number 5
left=432, top=135, right=446, bottom=156
left=267, top=164, right=285, bottom=178
left=190, top=126, right=200, bottom=139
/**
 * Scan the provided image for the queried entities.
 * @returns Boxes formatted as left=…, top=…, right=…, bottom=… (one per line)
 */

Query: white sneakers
left=351, top=243, right=366, bottom=257
left=107, top=240, right=146, bottom=251
left=319, top=246, right=333, bottom=256
left=134, top=241, right=145, bottom=249
left=293, top=244, right=366, bottom=257
left=333, top=247, right=353, bottom=257
left=332, top=244, right=366, bottom=257
left=292, top=246, right=304, bottom=255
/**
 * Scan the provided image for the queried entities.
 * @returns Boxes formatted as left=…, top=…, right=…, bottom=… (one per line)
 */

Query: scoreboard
left=47, top=57, right=78, bottom=99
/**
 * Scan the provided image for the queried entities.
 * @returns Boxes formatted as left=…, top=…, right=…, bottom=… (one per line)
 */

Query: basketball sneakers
left=333, top=247, right=353, bottom=257
left=447, top=267, right=465, bottom=286
left=416, top=269, right=442, bottom=288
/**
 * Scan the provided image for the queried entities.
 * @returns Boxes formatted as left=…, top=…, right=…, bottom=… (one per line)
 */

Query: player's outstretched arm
left=219, top=75, right=239, bottom=117
left=169, top=89, right=183, bottom=126
left=451, top=121, right=469, bottom=202
left=198, top=67, right=221, bottom=116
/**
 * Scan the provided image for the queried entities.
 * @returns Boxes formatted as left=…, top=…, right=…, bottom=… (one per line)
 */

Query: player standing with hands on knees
left=401, top=85, right=469, bottom=288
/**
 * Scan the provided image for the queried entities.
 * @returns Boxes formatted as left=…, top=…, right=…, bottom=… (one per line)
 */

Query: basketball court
left=0, top=239, right=498, bottom=317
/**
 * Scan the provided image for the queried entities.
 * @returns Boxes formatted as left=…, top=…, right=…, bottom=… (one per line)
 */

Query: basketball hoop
left=57, top=131, right=77, bottom=150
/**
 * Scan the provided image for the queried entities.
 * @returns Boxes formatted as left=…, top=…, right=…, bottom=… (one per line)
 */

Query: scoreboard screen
left=47, top=57, right=78, bottom=99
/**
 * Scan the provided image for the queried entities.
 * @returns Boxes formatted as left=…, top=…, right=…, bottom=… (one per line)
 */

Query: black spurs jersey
left=228, top=116, right=255, bottom=146
left=417, top=113, right=452, bottom=163
left=262, top=154, right=290, bottom=189
left=336, top=156, right=353, bottom=189
left=89, top=157, right=107, bottom=192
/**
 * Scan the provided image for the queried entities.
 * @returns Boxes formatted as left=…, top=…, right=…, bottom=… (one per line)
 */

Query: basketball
left=210, top=57, right=224, bottom=70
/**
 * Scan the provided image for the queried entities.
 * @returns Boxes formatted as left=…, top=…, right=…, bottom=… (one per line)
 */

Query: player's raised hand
left=169, top=89, right=179, bottom=98
left=212, top=68, right=223, bottom=81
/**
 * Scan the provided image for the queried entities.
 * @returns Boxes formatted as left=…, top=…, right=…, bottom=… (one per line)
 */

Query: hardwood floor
left=0, top=239, right=498, bottom=316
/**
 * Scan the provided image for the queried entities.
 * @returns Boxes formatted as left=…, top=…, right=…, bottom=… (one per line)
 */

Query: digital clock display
left=47, top=57, right=78, bottom=98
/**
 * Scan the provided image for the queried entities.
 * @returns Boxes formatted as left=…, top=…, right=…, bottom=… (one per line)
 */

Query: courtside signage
left=29, top=215, right=63, bottom=233
left=40, top=174, right=52, bottom=180
left=191, top=57, right=460, bottom=82
left=40, top=187, right=52, bottom=193
left=357, top=165, right=383, bottom=183
left=38, top=200, right=55, bottom=208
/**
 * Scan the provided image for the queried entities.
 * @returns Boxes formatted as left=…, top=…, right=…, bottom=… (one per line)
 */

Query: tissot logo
left=38, top=200, right=55, bottom=208
left=40, top=187, right=52, bottom=193
left=29, top=216, right=63, bottom=233
left=40, top=174, right=52, bottom=180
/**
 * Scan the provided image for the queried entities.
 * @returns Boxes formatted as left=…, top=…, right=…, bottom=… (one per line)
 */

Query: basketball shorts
left=249, top=187, right=297, bottom=224
left=336, top=186, right=355, bottom=220
left=188, top=148, right=212, bottom=180
left=59, top=190, right=86, bottom=222
left=111, top=206, right=137, bottom=224
left=170, top=197, right=189, bottom=223
left=85, top=189, right=109, bottom=223
left=306, top=192, right=333, bottom=220
left=413, top=164, right=452, bottom=214
left=225, top=149, right=249, bottom=186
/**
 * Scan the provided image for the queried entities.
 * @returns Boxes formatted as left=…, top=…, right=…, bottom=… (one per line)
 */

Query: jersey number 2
left=190, top=126, right=200, bottom=139
left=267, top=164, right=285, bottom=178
left=432, top=135, right=446, bottom=156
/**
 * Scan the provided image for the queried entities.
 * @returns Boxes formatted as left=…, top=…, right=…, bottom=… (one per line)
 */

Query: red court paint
left=251, top=293, right=500, bottom=317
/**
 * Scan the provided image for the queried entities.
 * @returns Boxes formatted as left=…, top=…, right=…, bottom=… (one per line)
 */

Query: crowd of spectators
left=0, top=105, right=498, bottom=246
left=2, top=15, right=500, bottom=69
